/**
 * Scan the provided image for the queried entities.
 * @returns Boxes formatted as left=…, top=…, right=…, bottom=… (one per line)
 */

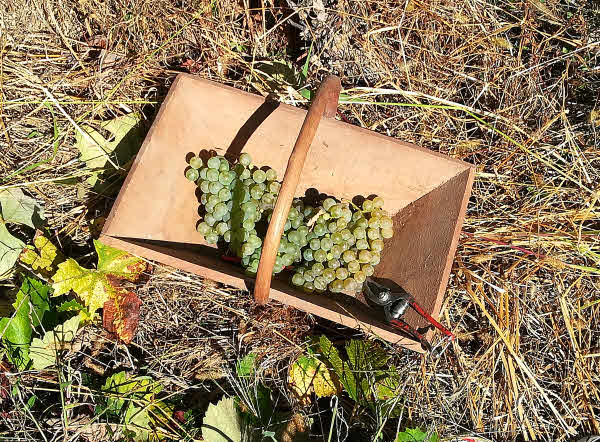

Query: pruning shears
left=364, top=278, right=455, bottom=351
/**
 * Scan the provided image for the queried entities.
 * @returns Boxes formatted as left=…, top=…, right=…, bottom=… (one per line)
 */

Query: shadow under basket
left=100, top=73, right=474, bottom=353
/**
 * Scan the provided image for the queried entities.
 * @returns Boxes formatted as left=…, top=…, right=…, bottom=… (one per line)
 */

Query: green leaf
left=57, top=299, right=87, bottom=313
left=319, top=335, right=357, bottom=402
left=236, top=352, right=257, bottom=377
left=0, top=278, right=50, bottom=369
left=0, top=222, right=25, bottom=279
left=301, top=43, right=312, bottom=82
left=0, top=188, right=45, bottom=229
left=29, top=315, right=80, bottom=370
left=395, top=427, right=439, bottom=442
left=95, top=240, right=148, bottom=281
left=74, top=113, right=144, bottom=186
left=101, top=371, right=164, bottom=414
left=202, top=397, right=242, bottom=442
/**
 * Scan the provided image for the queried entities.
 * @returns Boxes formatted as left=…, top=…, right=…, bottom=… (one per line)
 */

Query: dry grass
left=1, top=0, right=599, bottom=440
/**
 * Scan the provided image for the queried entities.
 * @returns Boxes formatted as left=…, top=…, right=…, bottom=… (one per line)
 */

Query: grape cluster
left=186, top=153, right=394, bottom=295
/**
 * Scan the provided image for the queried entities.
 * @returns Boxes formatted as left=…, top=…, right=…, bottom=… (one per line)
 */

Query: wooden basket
left=100, top=73, right=474, bottom=352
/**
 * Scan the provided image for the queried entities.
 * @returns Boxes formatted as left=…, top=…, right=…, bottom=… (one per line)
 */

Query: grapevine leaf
left=0, top=278, right=50, bottom=369
left=125, top=405, right=158, bottom=441
left=395, top=427, right=439, bottom=442
left=202, top=397, right=242, bottom=442
left=52, top=258, right=114, bottom=318
left=319, top=335, right=357, bottom=402
left=74, top=113, right=144, bottom=186
left=288, top=354, right=340, bottom=404
left=102, top=371, right=164, bottom=413
left=0, top=222, right=25, bottom=279
left=19, top=230, right=63, bottom=274
left=102, top=283, right=141, bottom=344
left=236, top=352, right=257, bottom=377
left=95, top=240, right=149, bottom=281
left=57, top=299, right=86, bottom=313
left=0, top=188, right=45, bottom=228
left=29, top=315, right=80, bottom=370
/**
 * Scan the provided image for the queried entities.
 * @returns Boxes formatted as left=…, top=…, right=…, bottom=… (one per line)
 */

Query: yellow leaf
left=20, top=231, right=62, bottom=272
left=289, top=355, right=340, bottom=404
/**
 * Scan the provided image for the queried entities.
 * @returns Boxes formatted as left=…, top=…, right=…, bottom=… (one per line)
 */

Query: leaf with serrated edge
left=29, top=315, right=80, bottom=370
left=289, top=355, right=340, bottom=404
left=52, top=259, right=114, bottom=317
left=20, top=231, right=61, bottom=272
left=74, top=113, right=142, bottom=186
left=202, top=397, right=242, bottom=442
left=0, top=222, right=25, bottom=279
left=95, top=240, right=148, bottom=281
left=102, top=284, right=141, bottom=344
left=396, top=427, right=439, bottom=442
left=236, top=352, right=256, bottom=377
left=0, top=188, right=45, bottom=228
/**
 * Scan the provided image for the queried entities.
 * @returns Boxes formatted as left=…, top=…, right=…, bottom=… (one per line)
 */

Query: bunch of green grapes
left=186, top=152, right=394, bottom=293
left=289, top=196, right=393, bottom=295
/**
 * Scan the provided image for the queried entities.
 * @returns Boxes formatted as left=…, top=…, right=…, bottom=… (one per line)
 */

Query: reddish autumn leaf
left=102, top=278, right=142, bottom=344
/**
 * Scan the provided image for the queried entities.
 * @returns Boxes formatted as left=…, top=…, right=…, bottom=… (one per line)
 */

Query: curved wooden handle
left=253, top=75, right=342, bottom=305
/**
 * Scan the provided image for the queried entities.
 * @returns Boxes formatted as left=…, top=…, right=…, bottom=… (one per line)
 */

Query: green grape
left=205, top=213, right=216, bottom=226
left=348, top=260, right=360, bottom=273
left=314, top=249, right=327, bottom=262
left=367, top=228, right=380, bottom=240
left=326, top=252, right=334, bottom=261
left=323, top=198, right=336, bottom=211
left=330, top=279, right=344, bottom=293
left=253, top=169, right=266, bottom=183
left=249, top=235, right=261, bottom=247
left=312, top=262, right=324, bottom=275
left=200, top=194, right=208, bottom=205
left=336, top=218, right=347, bottom=230
left=328, top=222, right=339, bottom=233
left=269, top=181, right=280, bottom=193
left=288, top=230, right=301, bottom=245
left=209, top=181, right=223, bottom=194
left=214, top=202, right=227, bottom=217
left=240, top=168, right=251, bottom=180
left=346, top=235, right=356, bottom=247
left=340, top=229, right=352, bottom=241
left=331, top=244, right=343, bottom=258
left=344, top=278, right=357, bottom=292
left=309, top=238, right=320, bottom=250
left=371, top=239, right=384, bottom=252
left=284, top=220, right=291, bottom=231
left=352, top=211, right=362, bottom=222
left=303, top=281, right=315, bottom=293
left=314, top=276, right=327, bottom=291
left=370, top=253, right=381, bottom=266
left=304, top=270, right=315, bottom=282
left=206, top=168, right=219, bottom=181
left=331, top=232, right=343, bottom=244
left=362, top=264, right=374, bottom=276
left=239, top=153, right=252, bottom=166
left=291, top=218, right=302, bottom=229
left=358, top=250, right=371, bottom=263
left=223, top=212, right=231, bottom=222
left=250, top=185, right=263, bottom=199
left=218, top=188, right=232, bottom=201
left=197, top=222, right=211, bottom=235
left=342, top=250, right=356, bottom=263
left=362, top=199, right=374, bottom=211
left=243, top=219, right=254, bottom=231
left=323, top=268, right=336, bottom=282
left=320, top=237, right=333, bottom=251
left=353, top=227, right=366, bottom=239
left=314, top=223, right=327, bottom=236
left=356, top=239, right=369, bottom=250
left=205, top=201, right=216, bottom=213
left=205, top=233, right=219, bottom=244
left=381, top=228, right=394, bottom=239
left=330, top=204, right=343, bottom=218
left=356, top=218, right=368, bottom=229
left=327, top=259, right=340, bottom=269
left=219, top=159, right=230, bottom=172
left=246, top=267, right=258, bottom=276
left=306, top=231, right=316, bottom=241
left=200, top=168, right=208, bottom=179
left=226, top=200, right=233, bottom=211
left=335, top=267, right=349, bottom=280
left=185, top=168, right=199, bottom=181
left=216, top=222, right=228, bottom=235
left=303, top=248, right=314, bottom=262
left=207, top=157, right=221, bottom=169
left=265, top=168, right=277, bottom=181
left=288, top=207, right=299, bottom=220
left=354, top=270, right=366, bottom=283
left=261, top=193, right=274, bottom=205
left=303, top=206, right=314, bottom=217
left=219, top=171, right=234, bottom=185
left=190, top=156, right=203, bottom=169
left=342, top=208, right=353, bottom=222
left=373, top=196, right=384, bottom=208
left=368, top=217, right=380, bottom=229
left=292, top=273, right=305, bottom=286
left=200, top=181, right=211, bottom=193
left=223, top=230, right=231, bottom=242
left=380, top=216, right=393, bottom=229
left=275, top=255, right=284, bottom=267
left=242, top=243, right=255, bottom=256
left=282, top=253, right=294, bottom=267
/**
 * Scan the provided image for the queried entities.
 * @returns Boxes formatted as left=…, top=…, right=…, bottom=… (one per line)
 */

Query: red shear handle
left=409, top=300, right=455, bottom=341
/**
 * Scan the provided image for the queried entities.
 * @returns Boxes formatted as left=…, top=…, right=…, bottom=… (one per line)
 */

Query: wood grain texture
left=254, top=76, right=341, bottom=305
